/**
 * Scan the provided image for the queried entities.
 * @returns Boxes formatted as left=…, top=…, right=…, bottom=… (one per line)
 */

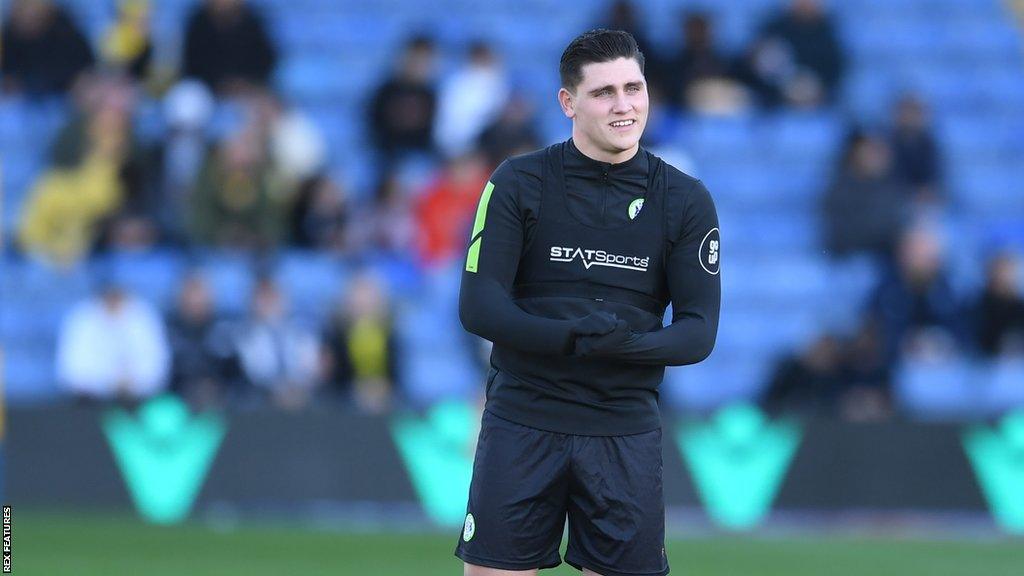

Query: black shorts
left=455, top=410, right=668, bottom=576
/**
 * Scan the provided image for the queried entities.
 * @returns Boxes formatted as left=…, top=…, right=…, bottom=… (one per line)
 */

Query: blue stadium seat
left=132, top=98, right=168, bottom=143
left=761, top=111, right=844, bottom=157
left=721, top=211, right=822, bottom=255
left=0, top=301, right=68, bottom=344
left=895, top=358, right=986, bottom=420
left=663, top=351, right=773, bottom=412
left=97, top=250, right=187, bottom=311
left=0, top=98, right=32, bottom=146
left=938, top=116, right=1024, bottom=158
left=985, top=359, right=1024, bottom=413
left=197, top=252, right=258, bottom=316
left=4, top=344, right=61, bottom=404
left=675, top=115, right=760, bottom=160
left=949, top=164, right=1024, bottom=216
left=0, top=258, right=93, bottom=304
left=842, top=69, right=897, bottom=122
left=273, top=250, right=349, bottom=325
left=403, top=351, right=479, bottom=407
left=819, top=255, right=882, bottom=331
left=1, top=154, right=45, bottom=232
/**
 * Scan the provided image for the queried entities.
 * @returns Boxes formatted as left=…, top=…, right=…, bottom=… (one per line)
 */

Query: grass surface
left=13, top=511, right=1023, bottom=575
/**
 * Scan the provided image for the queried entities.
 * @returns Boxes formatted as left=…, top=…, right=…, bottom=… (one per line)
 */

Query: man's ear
left=558, top=87, right=575, bottom=119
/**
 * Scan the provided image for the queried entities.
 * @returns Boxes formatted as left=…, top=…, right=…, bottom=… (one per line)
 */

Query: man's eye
left=627, top=85, right=640, bottom=93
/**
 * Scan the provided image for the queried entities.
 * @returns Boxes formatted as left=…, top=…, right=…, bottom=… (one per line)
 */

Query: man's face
left=560, top=57, right=648, bottom=162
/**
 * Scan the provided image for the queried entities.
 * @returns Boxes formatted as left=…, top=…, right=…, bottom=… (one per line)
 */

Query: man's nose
left=612, top=93, right=631, bottom=113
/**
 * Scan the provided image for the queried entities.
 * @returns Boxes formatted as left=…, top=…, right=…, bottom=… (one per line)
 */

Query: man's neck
left=571, top=133, right=639, bottom=165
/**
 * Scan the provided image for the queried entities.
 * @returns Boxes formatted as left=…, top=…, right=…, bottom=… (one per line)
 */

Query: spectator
left=188, top=122, right=284, bottom=249
left=348, top=173, right=416, bottom=256
left=288, top=173, right=350, bottom=252
left=749, top=0, right=846, bottom=107
left=101, top=0, right=154, bottom=83
left=476, top=93, right=541, bottom=168
left=1, top=0, right=94, bottom=95
left=201, top=89, right=328, bottom=246
left=19, top=75, right=155, bottom=265
left=838, top=318, right=893, bottom=421
left=323, top=273, right=400, bottom=413
left=413, top=151, right=490, bottom=267
left=599, top=1, right=664, bottom=99
left=822, top=130, right=910, bottom=259
left=763, top=334, right=845, bottom=416
left=153, top=80, right=216, bottom=243
left=867, top=225, right=966, bottom=369
left=434, top=41, right=510, bottom=158
left=889, top=95, right=944, bottom=204
left=730, top=37, right=790, bottom=109
left=663, top=12, right=745, bottom=114
left=18, top=141, right=124, bottom=266
left=368, top=35, right=439, bottom=165
left=235, top=277, right=322, bottom=410
left=975, top=252, right=1024, bottom=357
left=260, top=91, right=327, bottom=191
left=53, top=74, right=162, bottom=252
left=181, top=0, right=278, bottom=94
left=167, top=272, right=240, bottom=409
left=56, top=280, right=170, bottom=403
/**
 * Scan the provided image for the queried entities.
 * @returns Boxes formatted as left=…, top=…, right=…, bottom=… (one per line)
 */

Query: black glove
left=561, top=312, right=619, bottom=355
left=570, top=311, right=620, bottom=337
left=574, top=319, right=632, bottom=357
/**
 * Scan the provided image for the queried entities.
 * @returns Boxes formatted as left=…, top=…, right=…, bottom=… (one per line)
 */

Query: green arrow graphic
left=676, top=404, right=801, bottom=530
left=390, top=401, right=475, bottom=527
left=963, top=410, right=1024, bottom=534
left=102, top=395, right=226, bottom=524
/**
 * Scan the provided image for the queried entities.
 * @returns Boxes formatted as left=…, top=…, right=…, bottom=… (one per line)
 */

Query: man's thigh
left=464, top=564, right=538, bottom=576
left=564, top=428, right=668, bottom=576
left=454, top=411, right=570, bottom=571
left=463, top=566, right=608, bottom=576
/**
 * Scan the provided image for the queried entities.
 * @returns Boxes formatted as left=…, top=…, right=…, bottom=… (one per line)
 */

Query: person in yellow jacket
left=19, top=108, right=129, bottom=266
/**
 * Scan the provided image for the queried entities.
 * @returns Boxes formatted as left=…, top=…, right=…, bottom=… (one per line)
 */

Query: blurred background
left=1, top=0, right=1023, bottom=574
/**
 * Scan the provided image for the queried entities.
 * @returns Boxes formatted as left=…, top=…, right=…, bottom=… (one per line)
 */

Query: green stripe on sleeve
left=464, top=181, right=494, bottom=273
left=470, top=181, right=494, bottom=240
left=465, top=238, right=482, bottom=273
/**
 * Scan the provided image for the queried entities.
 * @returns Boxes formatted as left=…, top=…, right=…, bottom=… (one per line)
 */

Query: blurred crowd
left=2, top=0, right=1021, bottom=418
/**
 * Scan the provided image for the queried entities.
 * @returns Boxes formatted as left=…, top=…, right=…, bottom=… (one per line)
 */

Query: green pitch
left=15, top=510, right=1023, bottom=575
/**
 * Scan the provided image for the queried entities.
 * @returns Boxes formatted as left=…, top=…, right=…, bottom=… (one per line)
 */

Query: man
left=456, top=29, right=721, bottom=576
left=57, top=279, right=171, bottom=403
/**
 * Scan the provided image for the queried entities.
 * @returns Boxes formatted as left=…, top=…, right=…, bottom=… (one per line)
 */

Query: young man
left=456, top=29, right=721, bottom=576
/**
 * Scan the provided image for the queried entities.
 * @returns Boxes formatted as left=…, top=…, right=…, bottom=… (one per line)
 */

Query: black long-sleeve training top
left=459, top=139, right=721, bottom=435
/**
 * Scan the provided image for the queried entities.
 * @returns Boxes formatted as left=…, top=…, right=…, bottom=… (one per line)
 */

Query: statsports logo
left=549, top=246, right=650, bottom=272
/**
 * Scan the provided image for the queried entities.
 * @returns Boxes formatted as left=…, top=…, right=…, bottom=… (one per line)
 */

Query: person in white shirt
left=56, top=282, right=171, bottom=402
left=234, top=277, right=322, bottom=409
left=434, top=41, right=510, bottom=158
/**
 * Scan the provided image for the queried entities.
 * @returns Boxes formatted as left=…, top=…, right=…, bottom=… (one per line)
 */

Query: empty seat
left=273, top=250, right=349, bottom=324
left=4, top=344, right=61, bottom=404
left=985, top=359, right=1024, bottom=413
left=895, top=357, right=986, bottom=420
left=663, top=352, right=773, bottom=412
left=96, top=250, right=187, bottom=311
left=197, top=252, right=258, bottom=316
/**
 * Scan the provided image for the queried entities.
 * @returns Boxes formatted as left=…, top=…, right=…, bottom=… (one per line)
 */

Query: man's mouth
left=610, top=119, right=636, bottom=128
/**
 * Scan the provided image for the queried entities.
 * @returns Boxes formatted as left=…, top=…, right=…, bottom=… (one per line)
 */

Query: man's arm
left=459, top=160, right=617, bottom=355
left=582, top=179, right=721, bottom=365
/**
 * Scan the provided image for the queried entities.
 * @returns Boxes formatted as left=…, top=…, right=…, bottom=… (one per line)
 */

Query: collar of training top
left=564, top=138, right=648, bottom=178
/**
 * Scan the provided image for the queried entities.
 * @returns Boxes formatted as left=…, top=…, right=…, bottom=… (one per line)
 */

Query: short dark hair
left=559, top=29, right=645, bottom=91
